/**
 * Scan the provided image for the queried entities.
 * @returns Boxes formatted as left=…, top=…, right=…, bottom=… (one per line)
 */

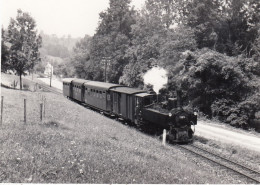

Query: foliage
left=5, top=9, right=42, bottom=89
left=251, top=29, right=260, bottom=76
left=39, top=32, right=80, bottom=58
left=183, top=0, right=260, bottom=57
left=168, top=48, right=260, bottom=127
left=67, top=0, right=260, bottom=128
left=120, top=0, right=196, bottom=87
left=84, top=0, right=136, bottom=83
left=1, top=28, right=10, bottom=72
left=70, top=35, right=92, bottom=79
left=55, top=58, right=75, bottom=78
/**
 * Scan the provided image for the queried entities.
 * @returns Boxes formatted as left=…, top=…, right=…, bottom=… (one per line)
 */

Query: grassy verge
left=0, top=86, right=254, bottom=183
left=193, top=135, right=260, bottom=173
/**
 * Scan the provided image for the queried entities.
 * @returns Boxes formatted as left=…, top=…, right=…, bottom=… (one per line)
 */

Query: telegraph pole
left=102, top=57, right=110, bottom=82
left=50, top=65, right=53, bottom=87
left=104, top=60, right=107, bottom=82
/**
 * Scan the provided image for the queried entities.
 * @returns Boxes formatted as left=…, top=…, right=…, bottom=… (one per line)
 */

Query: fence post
left=1, top=96, right=3, bottom=125
left=40, top=103, right=43, bottom=122
left=162, top=129, right=166, bottom=146
left=43, top=98, right=46, bottom=119
left=24, top=99, right=26, bottom=124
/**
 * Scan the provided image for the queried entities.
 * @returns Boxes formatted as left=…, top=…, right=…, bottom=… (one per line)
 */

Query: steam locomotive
left=63, top=78, right=197, bottom=142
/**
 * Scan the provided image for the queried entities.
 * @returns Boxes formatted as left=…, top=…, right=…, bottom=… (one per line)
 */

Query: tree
left=88, top=0, right=136, bottom=83
left=167, top=48, right=259, bottom=127
left=1, top=28, right=10, bottom=72
left=120, top=0, right=196, bottom=87
left=7, top=9, right=42, bottom=89
left=71, top=35, right=93, bottom=79
left=183, top=0, right=260, bottom=57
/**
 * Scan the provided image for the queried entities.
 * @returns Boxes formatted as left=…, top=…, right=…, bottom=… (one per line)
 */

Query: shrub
left=168, top=48, right=260, bottom=128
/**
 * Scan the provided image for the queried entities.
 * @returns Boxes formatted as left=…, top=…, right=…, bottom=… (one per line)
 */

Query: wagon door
left=106, top=91, right=112, bottom=112
left=120, top=93, right=127, bottom=118
left=112, top=92, right=121, bottom=115
left=112, top=92, right=118, bottom=114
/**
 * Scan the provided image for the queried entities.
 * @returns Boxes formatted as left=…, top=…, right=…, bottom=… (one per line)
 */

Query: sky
left=0, top=0, right=145, bottom=38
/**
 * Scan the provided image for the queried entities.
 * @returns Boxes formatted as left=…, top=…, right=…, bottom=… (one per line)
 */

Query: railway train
left=62, top=78, right=197, bottom=142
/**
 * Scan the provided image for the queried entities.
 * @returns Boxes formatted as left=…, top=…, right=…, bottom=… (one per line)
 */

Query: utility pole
left=50, top=65, right=53, bottom=87
left=102, top=57, right=111, bottom=83
left=104, top=60, right=107, bottom=82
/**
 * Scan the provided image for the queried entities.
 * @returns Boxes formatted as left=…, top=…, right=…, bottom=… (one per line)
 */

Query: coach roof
left=110, top=87, right=146, bottom=95
left=135, top=92, right=154, bottom=97
left=71, top=79, right=89, bottom=85
left=84, top=81, right=125, bottom=91
left=63, top=78, right=75, bottom=83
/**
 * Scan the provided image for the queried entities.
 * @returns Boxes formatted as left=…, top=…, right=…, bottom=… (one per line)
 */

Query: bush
left=168, top=48, right=260, bottom=128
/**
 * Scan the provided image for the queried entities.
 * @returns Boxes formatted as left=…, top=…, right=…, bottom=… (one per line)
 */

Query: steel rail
left=37, top=82, right=62, bottom=95
left=177, top=144, right=260, bottom=184
left=191, top=144, right=260, bottom=176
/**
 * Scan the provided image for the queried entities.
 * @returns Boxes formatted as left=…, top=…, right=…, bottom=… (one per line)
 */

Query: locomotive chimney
left=176, top=90, right=182, bottom=108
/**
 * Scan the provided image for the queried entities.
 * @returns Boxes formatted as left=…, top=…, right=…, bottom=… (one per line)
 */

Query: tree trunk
left=19, top=73, right=22, bottom=90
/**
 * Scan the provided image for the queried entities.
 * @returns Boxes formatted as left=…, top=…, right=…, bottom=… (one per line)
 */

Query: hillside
left=39, top=31, right=81, bottom=59
left=0, top=84, right=252, bottom=183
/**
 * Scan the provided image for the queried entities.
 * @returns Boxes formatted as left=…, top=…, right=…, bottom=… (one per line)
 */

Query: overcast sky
left=0, top=0, right=145, bottom=38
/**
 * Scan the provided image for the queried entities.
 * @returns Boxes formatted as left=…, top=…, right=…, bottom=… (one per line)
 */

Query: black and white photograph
left=0, top=0, right=260, bottom=183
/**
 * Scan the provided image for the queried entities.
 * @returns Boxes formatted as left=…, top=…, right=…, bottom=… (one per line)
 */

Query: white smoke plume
left=143, top=67, right=168, bottom=94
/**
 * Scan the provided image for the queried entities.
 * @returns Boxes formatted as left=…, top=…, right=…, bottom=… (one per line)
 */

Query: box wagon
left=110, top=87, right=146, bottom=122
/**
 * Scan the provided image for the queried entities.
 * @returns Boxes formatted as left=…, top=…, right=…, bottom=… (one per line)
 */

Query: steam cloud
left=143, top=67, right=168, bottom=94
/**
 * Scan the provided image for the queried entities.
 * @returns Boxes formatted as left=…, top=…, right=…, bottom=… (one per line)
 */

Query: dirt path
left=37, top=77, right=63, bottom=90
left=196, top=120, right=260, bottom=152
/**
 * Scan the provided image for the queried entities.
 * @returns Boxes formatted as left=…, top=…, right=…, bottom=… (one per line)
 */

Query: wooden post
left=1, top=96, right=3, bottom=125
left=24, top=99, right=26, bottom=124
left=50, top=66, right=53, bottom=87
left=162, top=129, right=166, bottom=146
left=104, top=59, right=107, bottom=82
left=40, top=103, right=42, bottom=121
left=43, top=98, right=46, bottom=119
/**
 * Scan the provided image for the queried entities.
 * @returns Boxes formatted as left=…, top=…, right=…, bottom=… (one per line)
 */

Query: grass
left=193, top=135, right=260, bottom=173
left=0, top=84, right=256, bottom=183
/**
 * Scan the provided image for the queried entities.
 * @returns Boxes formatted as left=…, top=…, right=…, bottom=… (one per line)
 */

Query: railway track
left=36, top=82, right=62, bottom=95
left=22, top=76, right=63, bottom=95
left=177, top=144, right=260, bottom=183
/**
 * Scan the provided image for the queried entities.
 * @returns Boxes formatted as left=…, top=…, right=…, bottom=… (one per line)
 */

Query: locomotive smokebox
left=176, top=90, right=182, bottom=108
left=168, top=98, right=177, bottom=110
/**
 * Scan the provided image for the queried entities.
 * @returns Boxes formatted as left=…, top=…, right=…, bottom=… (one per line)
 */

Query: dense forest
left=67, top=0, right=260, bottom=128
left=2, top=0, right=260, bottom=128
